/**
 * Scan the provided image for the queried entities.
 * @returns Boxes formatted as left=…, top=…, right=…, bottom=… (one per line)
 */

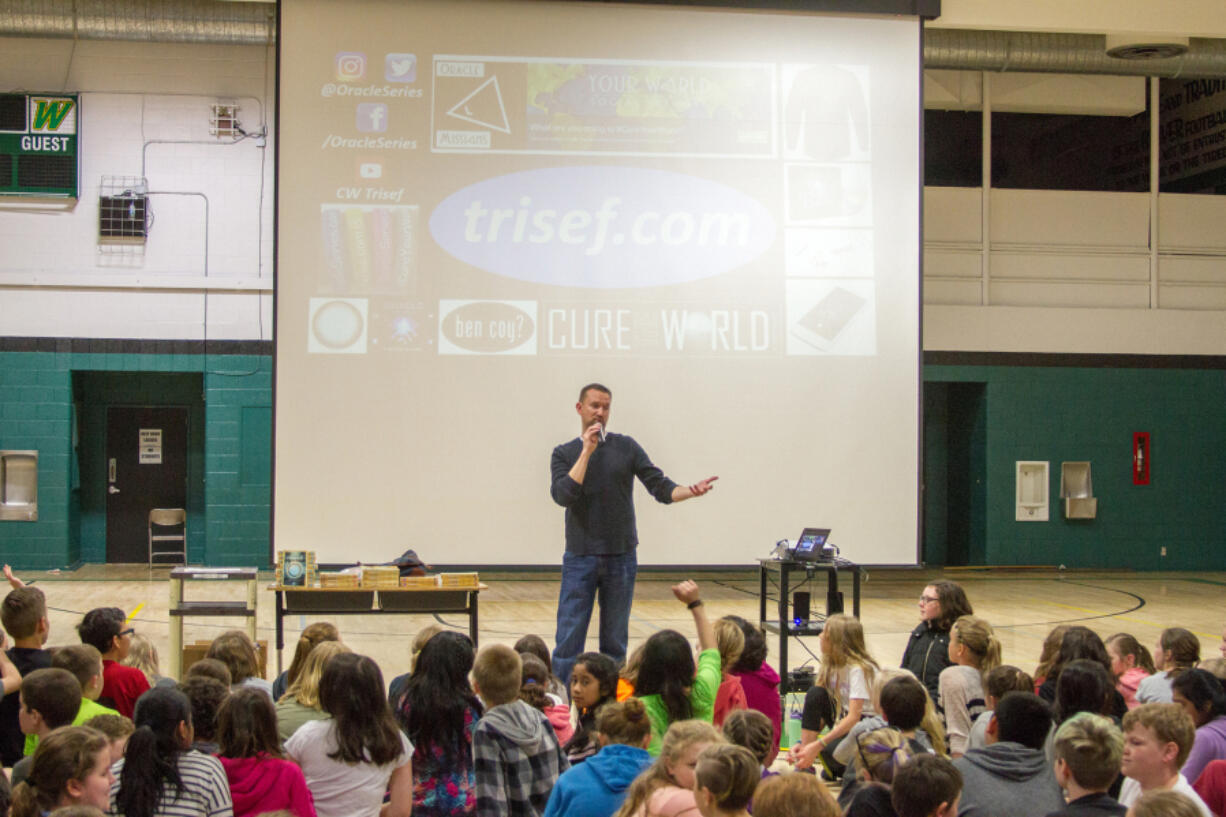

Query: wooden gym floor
left=16, top=565, right=1226, bottom=682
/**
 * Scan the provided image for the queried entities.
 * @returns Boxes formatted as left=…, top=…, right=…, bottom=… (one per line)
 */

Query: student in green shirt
left=636, top=580, right=721, bottom=756
left=25, top=644, right=121, bottom=755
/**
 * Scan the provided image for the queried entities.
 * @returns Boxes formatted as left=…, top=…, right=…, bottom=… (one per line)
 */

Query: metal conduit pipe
left=924, top=28, right=1226, bottom=79
left=0, top=0, right=274, bottom=45
left=2, top=1, right=1226, bottom=78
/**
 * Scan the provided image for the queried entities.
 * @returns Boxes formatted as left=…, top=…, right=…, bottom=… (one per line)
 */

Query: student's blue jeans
left=552, top=549, right=637, bottom=694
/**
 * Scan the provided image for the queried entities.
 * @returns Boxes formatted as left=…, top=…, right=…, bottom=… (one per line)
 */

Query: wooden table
left=268, top=583, right=487, bottom=673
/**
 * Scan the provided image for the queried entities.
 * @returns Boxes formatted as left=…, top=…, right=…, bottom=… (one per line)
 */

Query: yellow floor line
left=126, top=602, right=145, bottom=623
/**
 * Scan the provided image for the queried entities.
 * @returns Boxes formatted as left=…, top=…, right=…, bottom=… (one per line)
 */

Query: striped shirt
left=109, top=749, right=233, bottom=817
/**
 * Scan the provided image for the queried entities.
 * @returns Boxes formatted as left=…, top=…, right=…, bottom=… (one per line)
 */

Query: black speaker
left=793, top=591, right=811, bottom=622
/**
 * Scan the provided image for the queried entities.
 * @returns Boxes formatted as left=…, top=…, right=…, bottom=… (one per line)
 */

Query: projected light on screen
left=276, top=0, right=921, bottom=567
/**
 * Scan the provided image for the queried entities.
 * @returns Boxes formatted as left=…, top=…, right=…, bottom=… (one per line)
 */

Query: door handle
left=108, top=486, right=120, bottom=494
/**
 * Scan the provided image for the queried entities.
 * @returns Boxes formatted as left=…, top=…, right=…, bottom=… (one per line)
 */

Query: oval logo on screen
left=441, top=301, right=535, bottom=353
left=429, top=166, right=776, bottom=289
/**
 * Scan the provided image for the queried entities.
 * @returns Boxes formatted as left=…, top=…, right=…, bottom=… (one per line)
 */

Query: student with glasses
left=77, top=608, right=149, bottom=719
left=901, top=582, right=973, bottom=703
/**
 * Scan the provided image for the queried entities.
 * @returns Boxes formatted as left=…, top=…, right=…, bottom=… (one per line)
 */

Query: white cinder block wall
left=0, top=38, right=274, bottom=340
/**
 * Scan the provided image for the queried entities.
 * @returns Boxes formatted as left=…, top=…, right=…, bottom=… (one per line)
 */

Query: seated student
left=793, top=613, right=882, bottom=777
left=1191, top=758, right=1226, bottom=816
left=179, top=675, right=229, bottom=754
left=892, top=753, right=964, bottom=817
left=1137, top=629, right=1200, bottom=705
left=276, top=640, right=349, bottom=742
left=10, top=726, right=114, bottom=817
left=968, top=666, right=1033, bottom=752
left=1047, top=660, right=1120, bottom=765
left=613, top=719, right=722, bottom=817
left=563, top=651, right=619, bottom=765
left=722, top=616, right=782, bottom=767
left=544, top=697, right=653, bottom=817
left=1035, top=627, right=1072, bottom=694
left=273, top=622, right=339, bottom=703
left=902, top=581, right=974, bottom=704
left=844, top=727, right=918, bottom=817
left=1106, top=634, right=1155, bottom=711
left=721, top=709, right=777, bottom=780
left=395, top=631, right=482, bottom=817
left=636, top=581, right=721, bottom=757
left=216, top=687, right=317, bottom=817
left=954, top=691, right=1065, bottom=817
left=1047, top=712, right=1128, bottom=817
left=284, top=653, right=412, bottom=817
left=940, top=615, right=1001, bottom=757
left=618, top=643, right=645, bottom=702
left=11, top=668, right=83, bottom=786
left=24, top=645, right=120, bottom=756
left=184, top=658, right=231, bottom=687
left=1128, top=789, right=1207, bottom=817
left=521, top=653, right=574, bottom=746
left=692, top=743, right=759, bottom=817
left=1040, top=628, right=1127, bottom=719
left=834, top=672, right=945, bottom=798
left=122, top=633, right=177, bottom=690
left=0, top=586, right=53, bottom=766
left=206, top=630, right=272, bottom=698
left=516, top=634, right=569, bottom=702
left=1118, top=703, right=1212, bottom=817
left=76, top=607, right=150, bottom=718
left=1171, top=669, right=1226, bottom=783
left=751, top=773, right=840, bottom=817
left=109, top=686, right=233, bottom=817
left=83, top=713, right=134, bottom=765
left=471, top=644, right=568, bottom=817
left=711, top=619, right=747, bottom=729
left=386, top=623, right=439, bottom=708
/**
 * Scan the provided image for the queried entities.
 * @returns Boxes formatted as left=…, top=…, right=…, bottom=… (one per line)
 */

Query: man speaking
left=550, top=382, right=718, bottom=688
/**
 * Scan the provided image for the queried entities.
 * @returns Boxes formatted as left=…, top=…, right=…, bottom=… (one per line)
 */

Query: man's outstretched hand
left=688, top=476, right=719, bottom=496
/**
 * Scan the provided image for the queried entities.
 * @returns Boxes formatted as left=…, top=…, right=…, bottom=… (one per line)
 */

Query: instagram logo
left=335, top=52, right=366, bottom=81
left=356, top=103, right=388, bottom=132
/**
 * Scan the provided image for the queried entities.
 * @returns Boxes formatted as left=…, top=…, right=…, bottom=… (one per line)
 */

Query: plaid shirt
left=474, top=700, right=569, bottom=817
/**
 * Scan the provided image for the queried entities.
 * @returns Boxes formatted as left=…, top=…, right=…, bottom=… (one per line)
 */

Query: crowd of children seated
left=0, top=571, right=1224, bottom=817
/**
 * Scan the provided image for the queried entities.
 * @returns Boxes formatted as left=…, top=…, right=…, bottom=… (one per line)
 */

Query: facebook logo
left=356, top=103, right=388, bottom=132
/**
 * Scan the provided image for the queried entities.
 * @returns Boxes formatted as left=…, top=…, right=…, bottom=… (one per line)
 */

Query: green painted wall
left=4, top=349, right=1222, bottom=570
left=0, top=350, right=272, bottom=569
left=925, top=364, right=1226, bottom=569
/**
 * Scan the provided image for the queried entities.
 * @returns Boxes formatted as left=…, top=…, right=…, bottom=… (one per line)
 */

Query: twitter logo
left=385, top=53, right=416, bottom=83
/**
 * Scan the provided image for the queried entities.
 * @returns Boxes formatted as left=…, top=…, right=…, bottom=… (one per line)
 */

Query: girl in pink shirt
left=1107, top=632, right=1155, bottom=710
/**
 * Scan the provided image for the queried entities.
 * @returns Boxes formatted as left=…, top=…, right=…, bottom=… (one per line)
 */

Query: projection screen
left=276, top=0, right=921, bottom=566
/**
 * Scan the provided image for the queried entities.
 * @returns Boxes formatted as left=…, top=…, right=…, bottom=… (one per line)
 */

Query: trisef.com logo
left=335, top=52, right=366, bottom=81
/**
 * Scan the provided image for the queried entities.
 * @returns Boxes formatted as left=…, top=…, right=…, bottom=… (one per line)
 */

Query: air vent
left=1105, top=35, right=1189, bottom=61
left=98, top=175, right=149, bottom=243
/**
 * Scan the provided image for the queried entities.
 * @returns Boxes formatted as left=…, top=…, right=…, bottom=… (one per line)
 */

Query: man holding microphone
left=550, top=382, right=718, bottom=688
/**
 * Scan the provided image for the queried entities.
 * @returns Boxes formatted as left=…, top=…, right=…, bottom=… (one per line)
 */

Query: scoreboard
left=0, top=93, right=79, bottom=198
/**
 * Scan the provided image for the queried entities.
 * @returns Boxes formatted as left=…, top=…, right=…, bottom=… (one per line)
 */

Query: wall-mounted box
left=0, top=450, right=37, bottom=521
left=1061, top=461, right=1097, bottom=519
left=1016, top=460, right=1049, bottom=521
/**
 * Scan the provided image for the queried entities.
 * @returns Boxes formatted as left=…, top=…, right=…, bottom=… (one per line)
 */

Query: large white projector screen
left=276, top=0, right=921, bottom=566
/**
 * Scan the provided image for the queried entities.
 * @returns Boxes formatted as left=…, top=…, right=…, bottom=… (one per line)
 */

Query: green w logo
left=32, top=99, right=74, bottom=131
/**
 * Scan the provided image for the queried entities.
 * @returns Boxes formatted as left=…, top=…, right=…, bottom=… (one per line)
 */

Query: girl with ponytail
left=939, top=615, right=1001, bottom=756
left=11, top=726, right=112, bottom=817
left=842, top=727, right=916, bottom=817
left=1106, top=632, right=1155, bottom=710
left=111, top=686, right=232, bottom=817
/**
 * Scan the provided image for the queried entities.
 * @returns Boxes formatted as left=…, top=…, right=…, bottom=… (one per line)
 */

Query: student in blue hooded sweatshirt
left=543, top=697, right=653, bottom=817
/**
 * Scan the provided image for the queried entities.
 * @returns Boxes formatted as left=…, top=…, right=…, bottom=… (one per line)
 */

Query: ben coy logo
left=29, top=97, right=76, bottom=134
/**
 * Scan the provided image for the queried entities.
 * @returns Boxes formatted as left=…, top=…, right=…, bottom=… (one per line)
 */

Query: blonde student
left=791, top=614, right=881, bottom=776
left=940, top=615, right=1001, bottom=757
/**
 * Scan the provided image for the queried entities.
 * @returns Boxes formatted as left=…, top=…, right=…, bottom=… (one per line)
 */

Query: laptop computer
left=793, top=527, right=832, bottom=562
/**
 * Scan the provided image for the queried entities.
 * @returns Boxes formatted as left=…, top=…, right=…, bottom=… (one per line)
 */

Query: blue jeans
left=552, top=550, right=637, bottom=693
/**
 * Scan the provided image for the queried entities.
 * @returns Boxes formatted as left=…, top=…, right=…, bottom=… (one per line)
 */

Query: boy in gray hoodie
left=473, top=644, right=569, bottom=817
left=953, top=692, right=1064, bottom=817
